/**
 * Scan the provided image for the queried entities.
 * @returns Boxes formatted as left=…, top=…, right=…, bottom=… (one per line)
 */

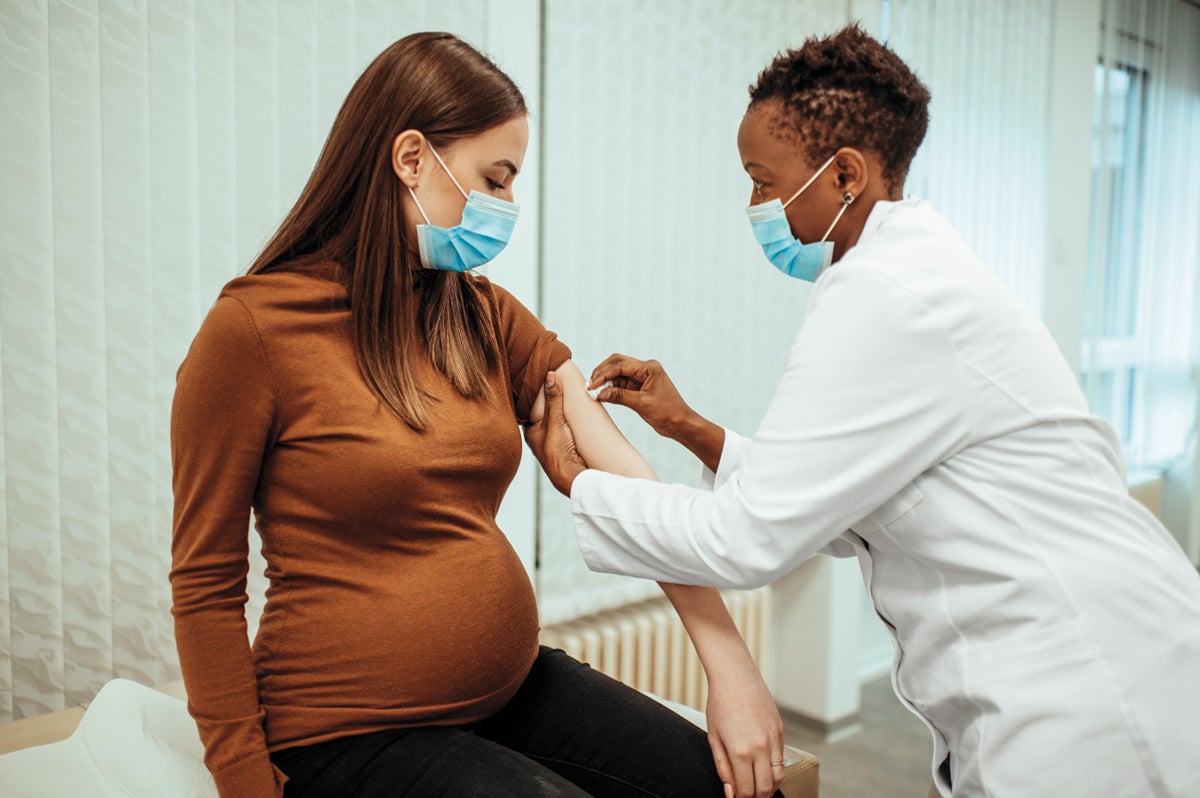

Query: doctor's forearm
left=671, top=412, right=726, bottom=474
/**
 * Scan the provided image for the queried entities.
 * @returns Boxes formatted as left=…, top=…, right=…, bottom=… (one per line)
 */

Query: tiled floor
left=784, top=676, right=934, bottom=798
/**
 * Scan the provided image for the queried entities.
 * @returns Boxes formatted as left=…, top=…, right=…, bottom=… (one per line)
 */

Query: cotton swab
left=587, top=379, right=612, bottom=400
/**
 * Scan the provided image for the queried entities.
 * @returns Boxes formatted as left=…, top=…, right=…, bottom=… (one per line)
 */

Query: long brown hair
left=248, top=32, right=526, bottom=430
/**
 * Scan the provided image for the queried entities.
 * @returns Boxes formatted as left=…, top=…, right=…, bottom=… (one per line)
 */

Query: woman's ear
left=832, top=147, right=870, bottom=199
left=392, top=130, right=426, bottom=188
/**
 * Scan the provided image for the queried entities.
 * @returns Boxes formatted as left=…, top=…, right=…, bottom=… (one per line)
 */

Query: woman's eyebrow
left=494, top=159, right=519, bottom=177
left=743, top=161, right=772, bottom=174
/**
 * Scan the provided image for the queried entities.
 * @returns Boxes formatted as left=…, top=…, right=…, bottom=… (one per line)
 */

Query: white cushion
left=0, top=679, right=217, bottom=797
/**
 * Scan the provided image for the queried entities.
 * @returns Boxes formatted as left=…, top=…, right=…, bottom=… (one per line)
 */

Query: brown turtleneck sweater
left=170, top=263, right=569, bottom=798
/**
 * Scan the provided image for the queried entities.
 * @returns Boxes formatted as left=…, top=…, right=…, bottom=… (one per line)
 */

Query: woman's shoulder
left=465, top=272, right=504, bottom=306
left=465, top=273, right=537, bottom=325
left=218, top=260, right=348, bottom=315
left=465, top=272, right=569, bottom=356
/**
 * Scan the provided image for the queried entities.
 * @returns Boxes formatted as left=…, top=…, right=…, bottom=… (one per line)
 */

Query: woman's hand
left=588, top=354, right=694, bottom=440
left=705, top=658, right=787, bottom=798
left=524, top=371, right=587, bottom=496
left=661, top=584, right=785, bottom=798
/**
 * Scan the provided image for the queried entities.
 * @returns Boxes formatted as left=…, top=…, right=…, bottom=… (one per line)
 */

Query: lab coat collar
left=855, top=195, right=927, bottom=249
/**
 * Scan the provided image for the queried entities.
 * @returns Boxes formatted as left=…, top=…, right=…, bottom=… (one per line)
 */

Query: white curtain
left=0, top=0, right=488, bottom=723
left=883, top=0, right=1055, bottom=315
left=1086, top=0, right=1200, bottom=470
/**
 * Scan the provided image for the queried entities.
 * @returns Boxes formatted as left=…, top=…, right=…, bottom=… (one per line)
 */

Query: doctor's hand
left=588, top=354, right=694, bottom=440
left=705, top=655, right=787, bottom=798
left=590, top=354, right=726, bottom=474
left=524, top=371, right=587, bottom=497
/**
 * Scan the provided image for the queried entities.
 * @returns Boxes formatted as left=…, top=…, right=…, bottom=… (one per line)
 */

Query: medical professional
left=524, top=24, right=1200, bottom=798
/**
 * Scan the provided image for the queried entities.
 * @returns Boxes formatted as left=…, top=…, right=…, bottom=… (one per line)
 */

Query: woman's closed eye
left=487, top=177, right=507, bottom=191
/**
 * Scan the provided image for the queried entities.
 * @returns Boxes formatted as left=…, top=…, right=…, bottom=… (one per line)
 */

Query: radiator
left=539, top=587, right=771, bottom=712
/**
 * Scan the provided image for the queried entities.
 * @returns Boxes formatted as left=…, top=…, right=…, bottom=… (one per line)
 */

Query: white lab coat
left=570, top=198, right=1200, bottom=797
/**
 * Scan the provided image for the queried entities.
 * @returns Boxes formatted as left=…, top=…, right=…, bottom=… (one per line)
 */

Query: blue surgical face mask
left=745, top=153, right=855, bottom=282
left=408, top=144, right=520, bottom=272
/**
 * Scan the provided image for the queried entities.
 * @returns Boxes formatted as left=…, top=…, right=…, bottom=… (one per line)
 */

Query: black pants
left=272, top=647, right=737, bottom=797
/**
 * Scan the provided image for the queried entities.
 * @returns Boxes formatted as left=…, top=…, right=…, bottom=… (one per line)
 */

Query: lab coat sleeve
left=816, top=535, right=859, bottom=559
left=698, top=429, right=750, bottom=490
left=701, top=418, right=854, bottom=558
left=571, top=266, right=975, bottom=589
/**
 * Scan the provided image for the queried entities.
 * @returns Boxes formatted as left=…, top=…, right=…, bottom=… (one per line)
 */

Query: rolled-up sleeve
left=699, top=429, right=750, bottom=491
left=571, top=267, right=974, bottom=589
left=484, top=279, right=571, bottom=424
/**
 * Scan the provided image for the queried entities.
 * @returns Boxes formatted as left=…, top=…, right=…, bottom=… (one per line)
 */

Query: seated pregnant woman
left=170, top=31, right=784, bottom=798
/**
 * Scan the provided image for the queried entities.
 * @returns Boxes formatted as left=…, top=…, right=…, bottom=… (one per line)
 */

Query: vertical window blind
left=884, top=0, right=1055, bottom=315
left=534, top=0, right=857, bottom=624
left=1084, top=0, right=1200, bottom=470
left=0, top=0, right=487, bottom=722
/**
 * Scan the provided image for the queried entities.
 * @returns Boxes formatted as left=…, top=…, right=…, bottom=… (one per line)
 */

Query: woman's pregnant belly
left=252, top=529, right=539, bottom=747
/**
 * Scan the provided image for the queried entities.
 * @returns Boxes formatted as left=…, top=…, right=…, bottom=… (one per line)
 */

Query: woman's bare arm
left=528, top=360, right=657, bottom=479
left=527, top=361, right=784, bottom=798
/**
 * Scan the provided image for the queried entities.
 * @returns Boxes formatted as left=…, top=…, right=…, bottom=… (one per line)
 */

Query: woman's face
left=399, top=114, right=529, bottom=245
left=736, top=100, right=844, bottom=246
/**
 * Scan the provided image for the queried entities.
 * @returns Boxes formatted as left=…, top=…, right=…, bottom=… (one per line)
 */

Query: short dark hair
left=748, top=24, right=930, bottom=191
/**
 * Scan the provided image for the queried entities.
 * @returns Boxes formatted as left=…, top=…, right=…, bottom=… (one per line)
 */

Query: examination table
left=0, top=679, right=819, bottom=797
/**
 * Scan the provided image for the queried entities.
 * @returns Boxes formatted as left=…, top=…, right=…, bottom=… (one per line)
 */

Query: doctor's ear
left=832, top=147, right=870, bottom=198
left=392, top=130, right=426, bottom=188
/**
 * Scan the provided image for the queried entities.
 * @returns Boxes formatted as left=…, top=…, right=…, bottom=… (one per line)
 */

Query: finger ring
left=771, top=761, right=786, bottom=767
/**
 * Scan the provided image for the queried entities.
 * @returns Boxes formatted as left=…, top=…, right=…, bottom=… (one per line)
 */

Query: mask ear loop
left=426, top=143, right=470, bottom=200
left=781, top=153, right=838, bottom=210
left=408, top=186, right=433, bottom=225
left=407, top=139, right=468, bottom=225
left=820, top=191, right=855, bottom=242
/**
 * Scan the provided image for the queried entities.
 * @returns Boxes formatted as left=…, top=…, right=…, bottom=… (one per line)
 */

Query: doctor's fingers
left=609, top=375, right=642, bottom=391
left=595, top=384, right=648, bottom=413
left=589, top=353, right=659, bottom=389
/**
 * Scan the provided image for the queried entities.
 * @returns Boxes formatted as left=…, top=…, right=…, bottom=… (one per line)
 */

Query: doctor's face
left=737, top=100, right=843, bottom=245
